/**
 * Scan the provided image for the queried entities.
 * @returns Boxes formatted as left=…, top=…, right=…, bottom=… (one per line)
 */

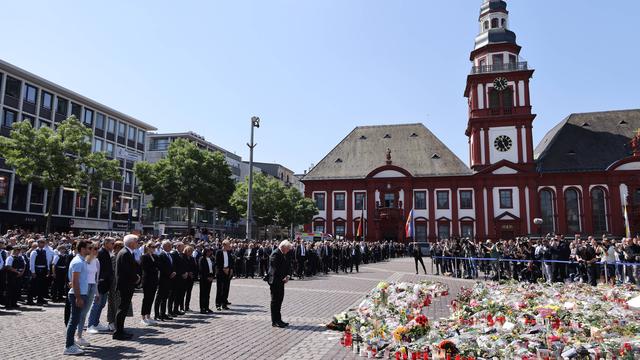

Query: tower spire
left=475, top=0, right=516, bottom=51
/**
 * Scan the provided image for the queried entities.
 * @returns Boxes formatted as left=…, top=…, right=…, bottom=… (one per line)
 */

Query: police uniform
left=29, top=245, right=51, bottom=304
left=51, top=252, right=69, bottom=302
left=5, top=249, right=25, bottom=309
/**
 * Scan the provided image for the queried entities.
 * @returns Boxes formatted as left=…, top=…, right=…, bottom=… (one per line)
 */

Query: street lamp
left=246, top=116, right=260, bottom=241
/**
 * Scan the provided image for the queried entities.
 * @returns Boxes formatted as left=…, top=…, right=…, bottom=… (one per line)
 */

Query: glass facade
left=0, top=65, right=151, bottom=233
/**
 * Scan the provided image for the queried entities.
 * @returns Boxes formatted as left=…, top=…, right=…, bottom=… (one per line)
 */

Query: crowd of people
left=421, top=234, right=640, bottom=286
left=0, top=229, right=409, bottom=356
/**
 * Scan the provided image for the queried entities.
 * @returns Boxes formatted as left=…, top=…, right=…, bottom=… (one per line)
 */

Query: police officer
left=51, top=245, right=70, bottom=302
left=4, top=245, right=26, bottom=309
left=29, top=238, right=51, bottom=305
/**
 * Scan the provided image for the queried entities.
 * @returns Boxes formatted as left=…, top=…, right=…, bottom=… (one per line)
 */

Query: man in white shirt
left=215, top=240, right=234, bottom=310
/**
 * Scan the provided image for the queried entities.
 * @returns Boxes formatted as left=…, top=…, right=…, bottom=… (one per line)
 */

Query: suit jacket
left=295, top=245, right=307, bottom=261
left=183, top=253, right=197, bottom=280
left=199, top=256, right=215, bottom=281
left=141, top=253, right=159, bottom=288
left=115, top=248, right=139, bottom=291
left=215, top=250, right=235, bottom=274
left=268, top=248, right=290, bottom=286
left=170, top=250, right=185, bottom=277
left=157, top=251, right=174, bottom=281
left=97, top=247, right=114, bottom=294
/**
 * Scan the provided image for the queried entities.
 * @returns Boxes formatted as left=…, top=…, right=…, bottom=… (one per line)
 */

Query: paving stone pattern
left=0, top=257, right=473, bottom=359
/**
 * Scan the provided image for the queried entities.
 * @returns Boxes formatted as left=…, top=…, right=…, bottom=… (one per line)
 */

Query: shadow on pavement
left=285, top=324, right=328, bottom=333
left=84, top=345, right=144, bottom=359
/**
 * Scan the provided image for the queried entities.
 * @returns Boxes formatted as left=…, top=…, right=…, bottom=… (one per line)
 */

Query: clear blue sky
left=2, top=1, right=639, bottom=173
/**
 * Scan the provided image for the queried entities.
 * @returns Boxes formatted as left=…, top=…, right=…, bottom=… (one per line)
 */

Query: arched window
left=591, top=188, right=608, bottom=234
left=565, top=188, right=581, bottom=233
left=483, top=21, right=489, bottom=31
left=539, top=189, right=555, bottom=234
left=501, top=19, right=506, bottom=28
left=491, top=18, right=499, bottom=29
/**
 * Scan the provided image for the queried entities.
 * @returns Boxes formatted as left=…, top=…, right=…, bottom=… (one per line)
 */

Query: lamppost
left=246, top=116, right=260, bottom=241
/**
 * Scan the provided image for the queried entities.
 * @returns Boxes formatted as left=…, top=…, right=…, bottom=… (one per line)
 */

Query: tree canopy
left=135, top=138, right=235, bottom=234
left=230, top=172, right=317, bottom=239
left=0, top=116, right=121, bottom=234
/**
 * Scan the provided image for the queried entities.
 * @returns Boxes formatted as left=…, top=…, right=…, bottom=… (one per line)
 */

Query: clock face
left=493, top=77, right=508, bottom=91
left=494, top=135, right=513, bottom=152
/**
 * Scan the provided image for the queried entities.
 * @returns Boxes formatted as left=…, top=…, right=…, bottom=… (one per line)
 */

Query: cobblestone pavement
left=0, top=257, right=473, bottom=360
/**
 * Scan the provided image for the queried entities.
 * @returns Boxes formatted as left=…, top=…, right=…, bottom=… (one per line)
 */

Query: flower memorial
left=329, top=280, right=450, bottom=358
left=331, top=281, right=640, bottom=359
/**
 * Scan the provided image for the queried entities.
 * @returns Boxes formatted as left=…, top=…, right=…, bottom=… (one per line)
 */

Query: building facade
left=0, top=59, right=157, bottom=233
left=302, top=0, right=640, bottom=242
left=142, top=132, right=245, bottom=236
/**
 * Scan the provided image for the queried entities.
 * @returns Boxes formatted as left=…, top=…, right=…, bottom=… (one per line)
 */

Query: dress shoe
left=206, top=309, right=214, bottom=314
left=216, top=306, right=222, bottom=311
left=176, top=311, right=185, bottom=315
left=200, top=310, right=207, bottom=314
left=280, top=321, right=289, bottom=327
left=162, top=315, right=173, bottom=320
left=224, top=302, right=232, bottom=305
left=221, top=305, right=229, bottom=310
left=154, top=317, right=164, bottom=322
left=272, top=322, right=287, bottom=328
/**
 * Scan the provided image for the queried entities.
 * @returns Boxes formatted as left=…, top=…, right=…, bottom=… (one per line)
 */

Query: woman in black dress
left=140, top=241, right=159, bottom=326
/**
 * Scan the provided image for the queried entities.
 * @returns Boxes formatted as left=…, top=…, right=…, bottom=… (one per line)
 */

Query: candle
left=396, top=352, right=401, bottom=360
left=423, top=351, right=429, bottom=360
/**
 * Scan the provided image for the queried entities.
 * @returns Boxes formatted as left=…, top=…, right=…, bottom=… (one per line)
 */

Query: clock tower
left=464, top=0, right=536, bottom=171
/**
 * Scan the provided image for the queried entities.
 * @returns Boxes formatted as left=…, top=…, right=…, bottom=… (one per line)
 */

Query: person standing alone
left=268, top=240, right=292, bottom=328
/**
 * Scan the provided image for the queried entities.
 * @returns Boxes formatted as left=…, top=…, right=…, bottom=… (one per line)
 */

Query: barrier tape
left=430, top=256, right=640, bottom=267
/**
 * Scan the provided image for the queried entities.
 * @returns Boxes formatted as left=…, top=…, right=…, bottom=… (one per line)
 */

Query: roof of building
left=303, top=123, right=472, bottom=181
left=535, top=109, right=640, bottom=173
left=148, top=132, right=241, bottom=161
left=0, top=59, right=156, bottom=131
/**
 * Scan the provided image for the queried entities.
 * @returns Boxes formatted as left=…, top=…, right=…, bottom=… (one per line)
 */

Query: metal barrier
left=430, top=256, right=640, bottom=285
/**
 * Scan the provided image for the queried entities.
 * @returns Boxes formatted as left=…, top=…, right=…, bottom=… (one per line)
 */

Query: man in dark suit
left=113, top=234, right=140, bottom=340
left=245, top=243, right=257, bottom=278
left=320, top=241, right=332, bottom=275
left=412, top=242, right=427, bottom=274
left=199, top=247, right=215, bottom=314
left=350, top=240, right=361, bottom=273
left=268, top=240, right=292, bottom=328
left=155, top=240, right=176, bottom=321
left=215, top=240, right=234, bottom=310
left=294, top=240, right=307, bottom=279
left=170, top=242, right=186, bottom=316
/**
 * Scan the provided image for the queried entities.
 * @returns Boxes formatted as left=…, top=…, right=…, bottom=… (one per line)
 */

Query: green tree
left=135, top=138, right=235, bottom=234
left=230, top=173, right=286, bottom=232
left=278, top=186, right=318, bottom=237
left=230, top=173, right=317, bottom=239
left=0, top=116, right=121, bottom=234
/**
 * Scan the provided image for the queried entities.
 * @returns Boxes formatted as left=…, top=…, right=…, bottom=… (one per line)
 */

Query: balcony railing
left=471, top=61, right=528, bottom=75
left=470, top=106, right=531, bottom=118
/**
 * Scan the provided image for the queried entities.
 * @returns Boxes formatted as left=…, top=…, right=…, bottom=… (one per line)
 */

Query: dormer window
left=335, top=158, right=343, bottom=163
left=581, top=122, right=590, bottom=127
left=410, top=133, right=418, bottom=138
left=383, top=134, right=391, bottom=139
left=619, top=120, right=628, bottom=125
left=431, top=153, right=441, bottom=159
left=359, top=135, right=367, bottom=140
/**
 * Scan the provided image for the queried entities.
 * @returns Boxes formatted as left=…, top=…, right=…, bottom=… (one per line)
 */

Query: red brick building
left=302, top=0, right=640, bottom=243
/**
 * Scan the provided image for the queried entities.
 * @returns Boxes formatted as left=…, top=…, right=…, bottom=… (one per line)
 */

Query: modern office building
left=142, top=132, right=245, bottom=236
left=249, top=161, right=301, bottom=191
left=0, top=59, right=156, bottom=233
